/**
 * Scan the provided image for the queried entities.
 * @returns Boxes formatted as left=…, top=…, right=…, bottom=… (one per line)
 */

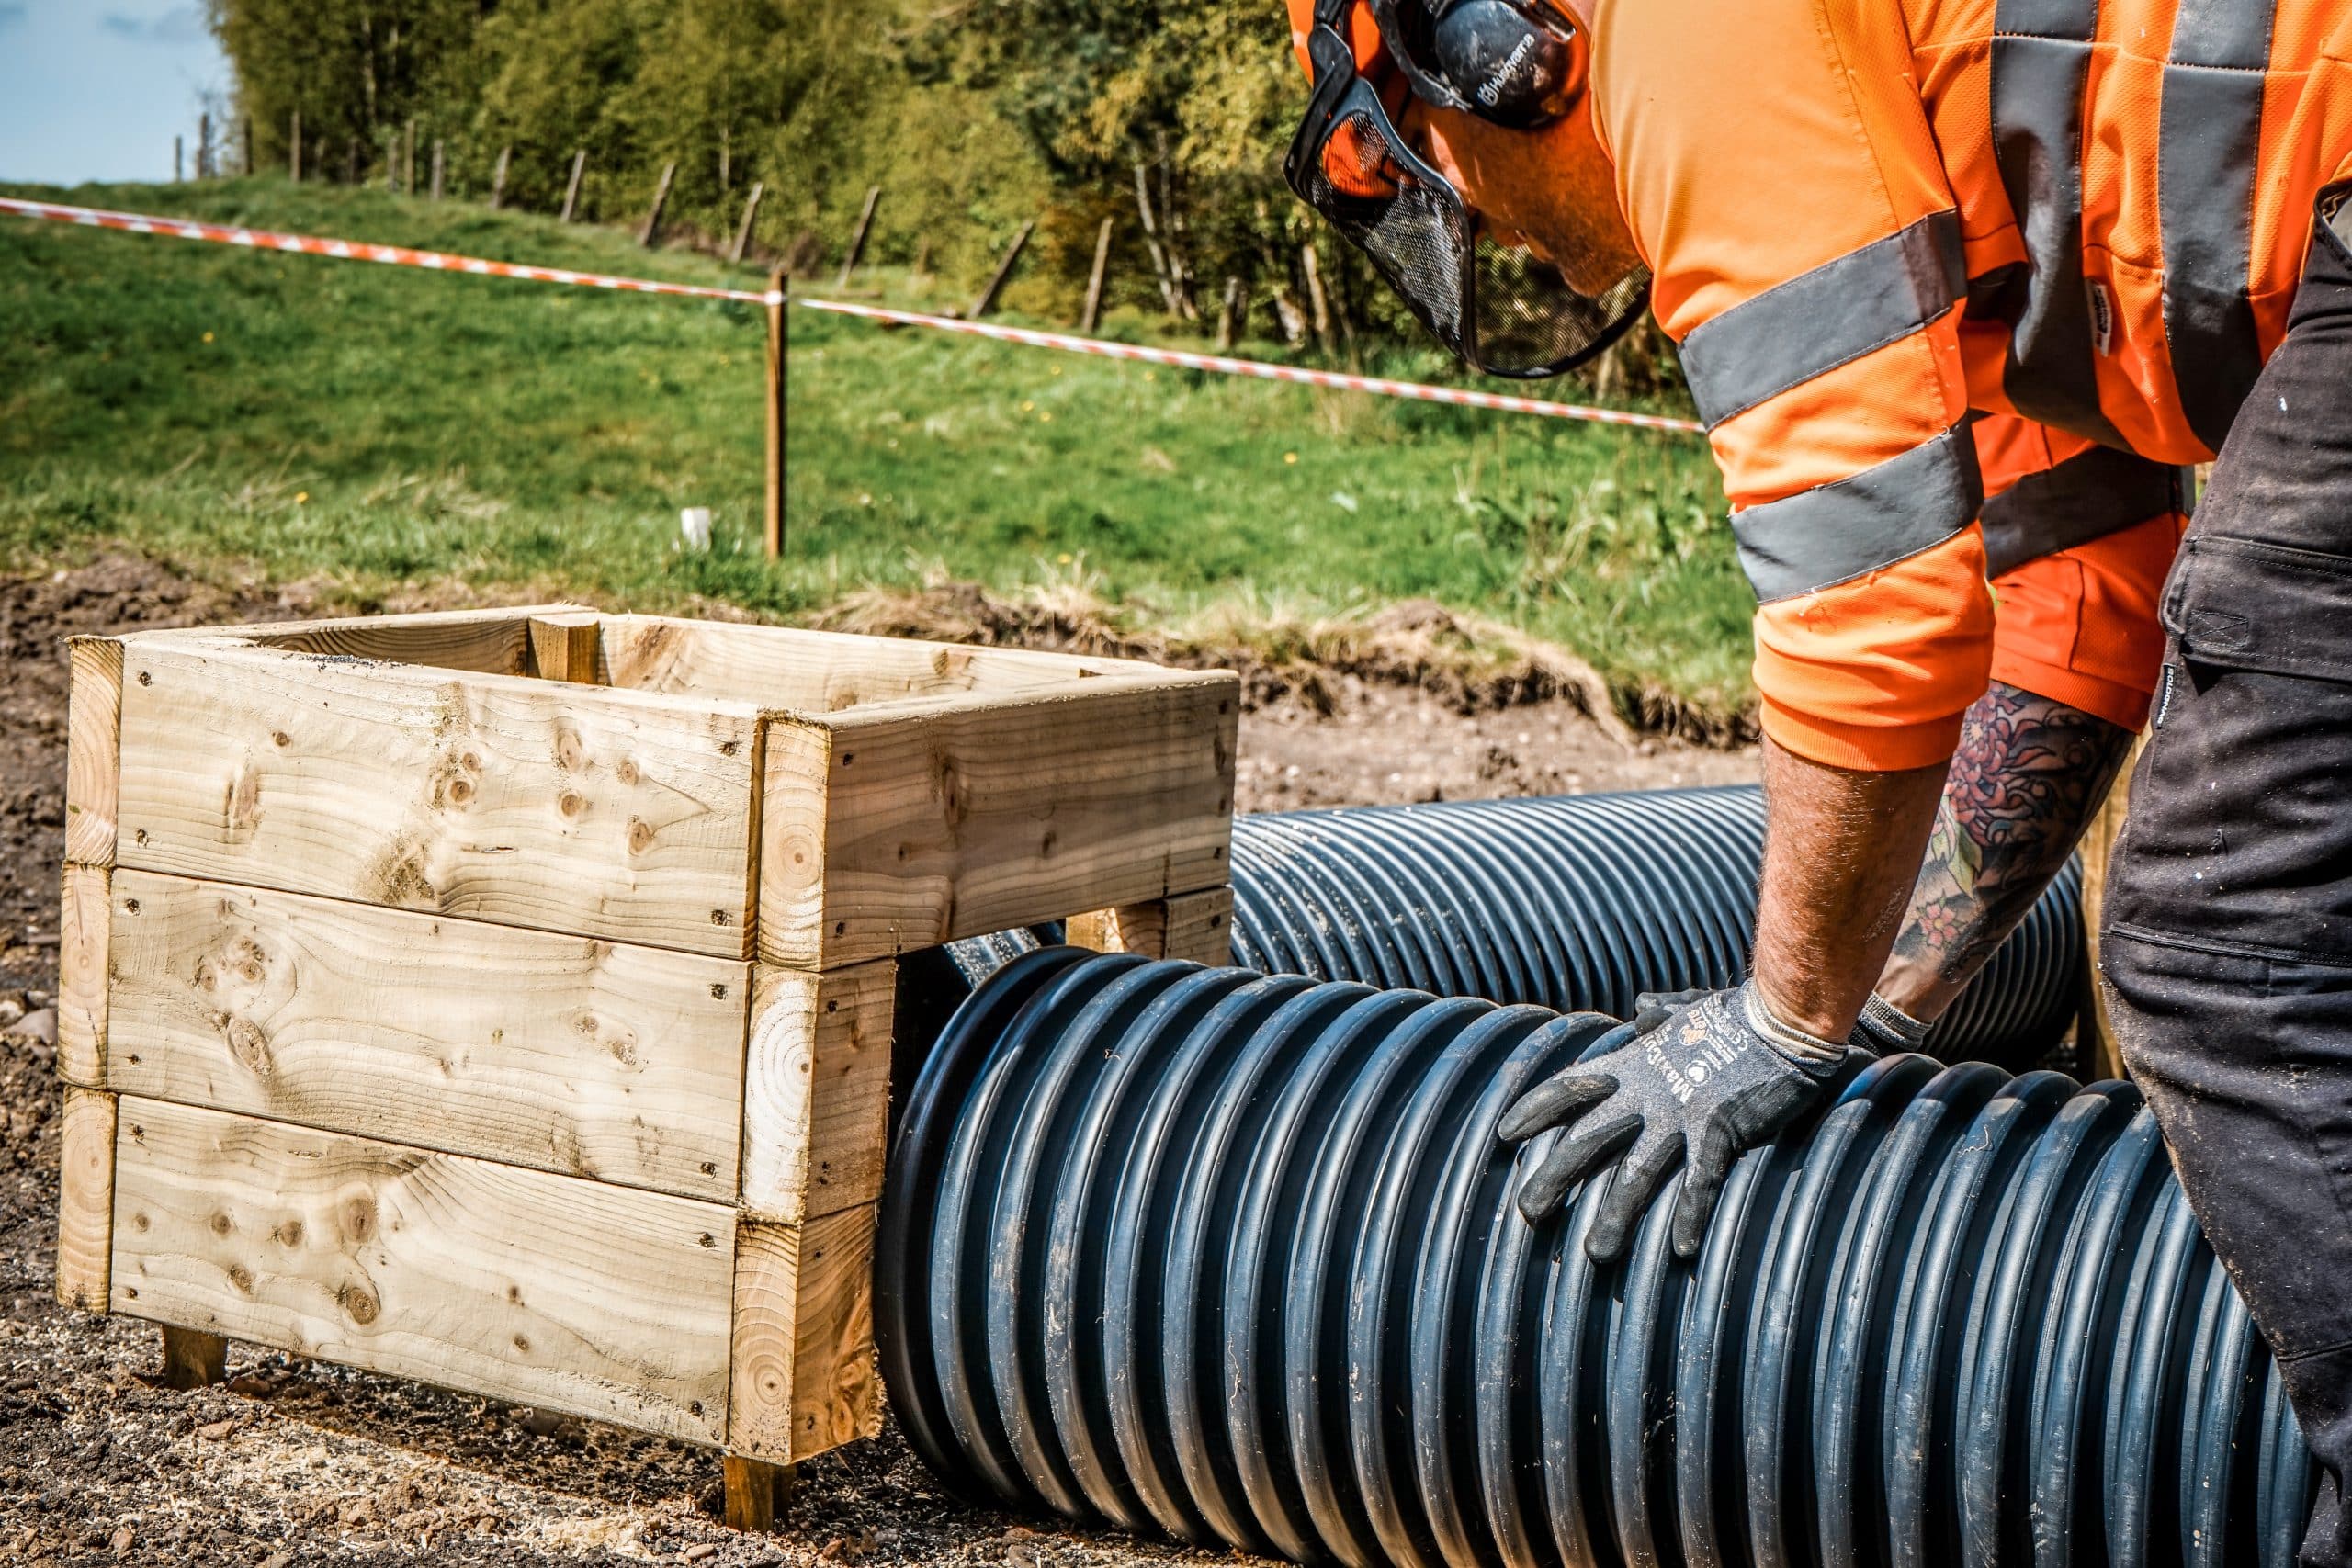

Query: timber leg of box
left=1069, top=886, right=1233, bottom=965
left=723, top=1455, right=797, bottom=1532
left=159, top=1325, right=228, bottom=1391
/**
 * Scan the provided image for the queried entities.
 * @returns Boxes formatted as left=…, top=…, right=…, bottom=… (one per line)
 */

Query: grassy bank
left=0, top=179, right=1751, bottom=715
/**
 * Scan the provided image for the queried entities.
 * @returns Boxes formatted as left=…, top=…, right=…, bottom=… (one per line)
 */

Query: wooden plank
left=115, top=638, right=761, bottom=957
left=528, top=612, right=603, bottom=684
left=65, top=636, right=126, bottom=866
left=759, top=674, right=1239, bottom=969
left=597, top=615, right=1151, bottom=710
left=110, top=1098, right=734, bottom=1443
left=105, top=871, right=749, bottom=1201
left=231, top=605, right=561, bottom=674
left=2076, top=729, right=2149, bottom=1083
left=54, top=1086, right=116, bottom=1311
left=728, top=1205, right=880, bottom=1463
left=740, top=961, right=895, bottom=1224
left=1069, top=886, right=1233, bottom=966
left=58, top=865, right=110, bottom=1087
left=161, top=1325, right=228, bottom=1390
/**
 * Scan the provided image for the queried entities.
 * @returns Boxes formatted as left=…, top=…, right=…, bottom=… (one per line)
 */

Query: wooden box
left=51, top=606, right=1237, bottom=1505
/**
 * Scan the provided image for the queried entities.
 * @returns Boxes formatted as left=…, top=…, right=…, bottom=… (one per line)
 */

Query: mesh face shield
left=1283, top=12, right=1648, bottom=379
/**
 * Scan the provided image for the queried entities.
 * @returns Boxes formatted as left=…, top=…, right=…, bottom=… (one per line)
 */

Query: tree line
left=203, top=0, right=1683, bottom=396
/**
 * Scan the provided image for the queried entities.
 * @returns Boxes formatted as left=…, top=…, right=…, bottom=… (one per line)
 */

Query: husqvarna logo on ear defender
left=1477, top=31, right=1542, bottom=106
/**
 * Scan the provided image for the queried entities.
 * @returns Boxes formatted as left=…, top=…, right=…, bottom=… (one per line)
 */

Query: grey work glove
left=1849, top=992, right=1930, bottom=1055
left=1498, top=980, right=1847, bottom=1261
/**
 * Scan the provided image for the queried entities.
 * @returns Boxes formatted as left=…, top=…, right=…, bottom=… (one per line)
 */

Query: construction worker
left=1281, top=0, right=2352, bottom=1560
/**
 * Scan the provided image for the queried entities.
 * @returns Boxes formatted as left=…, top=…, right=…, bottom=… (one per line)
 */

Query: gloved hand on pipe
left=1498, top=980, right=1850, bottom=1261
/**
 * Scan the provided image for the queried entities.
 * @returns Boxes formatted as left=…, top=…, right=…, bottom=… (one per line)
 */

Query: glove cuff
left=1736, top=983, right=1849, bottom=1075
left=1851, top=992, right=1931, bottom=1056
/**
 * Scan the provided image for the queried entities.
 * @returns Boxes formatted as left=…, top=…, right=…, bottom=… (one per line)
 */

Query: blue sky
left=0, top=1, right=231, bottom=185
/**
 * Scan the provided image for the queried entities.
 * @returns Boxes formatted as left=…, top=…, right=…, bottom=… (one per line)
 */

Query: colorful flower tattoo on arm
left=1881, top=681, right=2134, bottom=1010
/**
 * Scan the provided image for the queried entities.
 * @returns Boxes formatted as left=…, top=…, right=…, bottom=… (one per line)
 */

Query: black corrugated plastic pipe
left=1228, top=785, right=2082, bottom=1065
left=876, top=949, right=2316, bottom=1568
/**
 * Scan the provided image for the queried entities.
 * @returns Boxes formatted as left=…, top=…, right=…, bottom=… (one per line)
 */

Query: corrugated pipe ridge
left=876, top=949, right=2316, bottom=1568
left=1227, top=786, right=2082, bottom=1061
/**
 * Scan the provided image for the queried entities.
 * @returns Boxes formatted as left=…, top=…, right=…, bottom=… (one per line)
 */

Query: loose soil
left=0, top=551, right=1755, bottom=1566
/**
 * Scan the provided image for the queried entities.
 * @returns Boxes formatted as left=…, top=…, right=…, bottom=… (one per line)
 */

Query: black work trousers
left=2104, top=193, right=2352, bottom=1568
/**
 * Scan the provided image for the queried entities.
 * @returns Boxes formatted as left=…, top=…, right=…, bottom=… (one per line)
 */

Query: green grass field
left=0, top=178, right=1751, bottom=713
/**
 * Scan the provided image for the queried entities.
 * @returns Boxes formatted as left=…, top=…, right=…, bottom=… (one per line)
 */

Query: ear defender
left=1427, top=0, right=1584, bottom=129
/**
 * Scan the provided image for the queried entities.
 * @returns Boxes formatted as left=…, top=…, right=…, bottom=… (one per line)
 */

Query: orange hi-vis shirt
left=1592, top=0, right=2352, bottom=768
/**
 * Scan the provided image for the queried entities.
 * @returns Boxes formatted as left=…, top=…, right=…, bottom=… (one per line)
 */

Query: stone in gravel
left=196, top=1419, right=237, bottom=1440
left=10, top=1010, right=54, bottom=1045
left=109, top=1525, right=132, bottom=1554
left=0, top=997, right=21, bottom=1028
left=681, top=1546, right=718, bottom=1563
left=227, top=1375, right=274, bottom=1399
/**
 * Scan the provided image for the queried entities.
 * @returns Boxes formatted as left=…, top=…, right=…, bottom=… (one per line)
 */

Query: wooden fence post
left=174, top=135, right=183, bottom=183
left=766, top=267, right=787, bottom=559
left=345, top=135, right=358, bottom=185
left=1080, top=216, right=1114, bottom=334
left=968, top=219, right=1036, bottom=321
left=730, top=181, right=765, bottom=265
left=242, top=118, right=253, bottom=176
left=639, top=161, right=676, bottom=246
left=1215, top=276, right=1245, bottom=352
left=403, top=119, right=416, bottom=195
left=836, top=186, right=881, bottom=289
left=911, top=237, right=932, bottom=287
left=489, top=145, right=511, bottom=209
left=288, top=109, right=300, bottom=182
left=560, top=149, right=586, bottom=222
left=430, top=139, right=446, bottom=200
left=198, top=113, right=210, bottom=179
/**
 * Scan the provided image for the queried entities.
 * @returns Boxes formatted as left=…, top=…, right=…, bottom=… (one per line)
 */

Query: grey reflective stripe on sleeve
left=1990, top=0, right=2124, bottom=446
left=1979, top=445, right=2188, bottom=578
left=1679, top=210, right=1968, bottom=430
left=2159, top=0, right=2277, bottom=453
left=1732, top=424, right=1987, bottom=604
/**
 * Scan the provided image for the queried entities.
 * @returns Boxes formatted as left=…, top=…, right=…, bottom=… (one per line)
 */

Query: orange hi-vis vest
left=1594, top=0, right=2352, bottom=769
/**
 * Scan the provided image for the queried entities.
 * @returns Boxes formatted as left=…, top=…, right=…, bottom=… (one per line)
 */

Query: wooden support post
left=639, top=160, right=676, bottom=247
left=345, top=135, right=358, bottom=185
left=835, top=186, right=880, bottom=290
left=723, top=1455, right=795, bottom=1532
left=174, top=135, right=183, bottom=183
left=1302, top=243, right=1332, bottom=350
left=429, top=139, right=445, bottom=200
left=967, top=219, right=1036, bottom=321
left=1069, top=888, right=1233, bottom=965
left=288, top=109, right=301, bottom=182
left=55, top=1087, right=116, bottom=1311
left=766, top=268, right=788, bottom=558
left=489, top=144, right=511, bottom=210
left=1215, top=276, right=1244, bottom=353
left=242, top=117, right=253, bottom=176
left=527, top=612, right=602, bottom=683
left=402, top=118, right=416, bottom=195
left=730, top=181, right=764, bottom=265
left=910, top=237, right=932, bottom=288
left=160, top=1325, right=228, bottom=1391
left=198, top=113, right=210, bottom=179
left=1080, top=216, right=1114, bottom=334
left=560, top=149, right=586, bottom=222
left=719, top=123, right=731, bottom=194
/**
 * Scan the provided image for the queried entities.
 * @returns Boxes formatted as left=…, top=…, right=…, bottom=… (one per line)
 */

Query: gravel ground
left=0, top=551, right=1754, bottom=1565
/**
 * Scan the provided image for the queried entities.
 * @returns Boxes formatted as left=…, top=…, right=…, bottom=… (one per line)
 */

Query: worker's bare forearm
left=1752, top=739, right=1948, bottom=1042
left=1872, top=681, right=2133, bottom=1021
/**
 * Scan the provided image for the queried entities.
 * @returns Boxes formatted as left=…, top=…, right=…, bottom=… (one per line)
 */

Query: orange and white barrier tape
left=0, top=195, right=1704, bottom=434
